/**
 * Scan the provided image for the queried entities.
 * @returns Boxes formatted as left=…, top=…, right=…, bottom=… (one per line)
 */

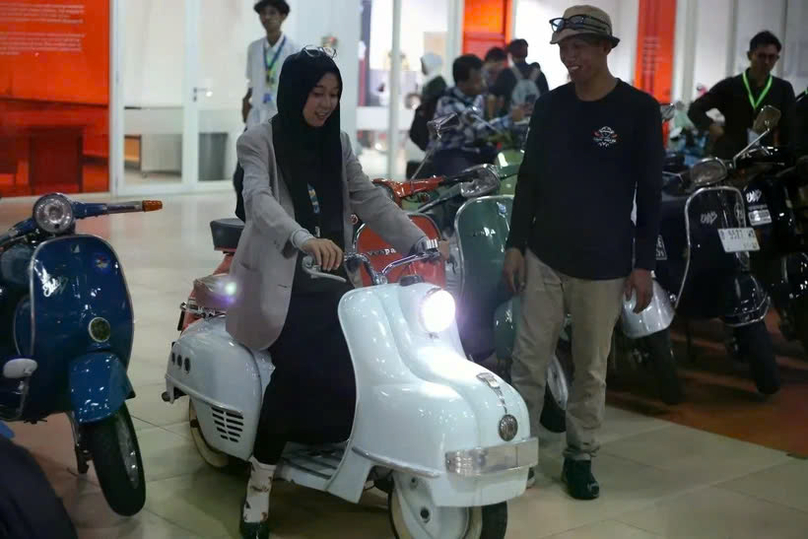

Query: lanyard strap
left=264, top=36, right=287, bottom=82
left=742, top=71, right=773, bottom=112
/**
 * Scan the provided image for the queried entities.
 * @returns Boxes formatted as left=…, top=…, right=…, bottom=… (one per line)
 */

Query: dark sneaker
left=526, top=468, right=536, bottom=488
left=562, top=458, right=600, bottom=500
left=240, top=518, right=269, bottom=539
left=240, top=497, right=270, bottom=539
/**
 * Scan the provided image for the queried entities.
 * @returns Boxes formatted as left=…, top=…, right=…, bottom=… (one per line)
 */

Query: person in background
left=489, top=39, right=550, bottom=114
left=503, top=4, right=663, bottom=500
left=235, top=0, right=298, bottom=222
left=429, top=54, right=526, bottom=176
left=243, top=0, right=298, bottom=128
left=483, top=47, right=510, bottom=117
left=419, top=52, right=448, bottom=103
left=688, top=30, right=796, bottom=159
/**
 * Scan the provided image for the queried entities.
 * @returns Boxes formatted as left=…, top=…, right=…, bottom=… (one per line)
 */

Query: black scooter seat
left=210, top=218, right=244, bottom=251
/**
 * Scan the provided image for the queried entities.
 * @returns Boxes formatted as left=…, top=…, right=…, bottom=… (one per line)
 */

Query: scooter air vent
left=210, top=406, right=244, bottom=443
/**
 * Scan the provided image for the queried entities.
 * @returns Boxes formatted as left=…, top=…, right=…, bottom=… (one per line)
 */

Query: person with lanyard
left=242, top=0, right=298, bottom=129
left=688, top=30, right=796, bottom=159
left=503, top=4, right=663, bottom=500
left=227, top=48, right=435, bottom=539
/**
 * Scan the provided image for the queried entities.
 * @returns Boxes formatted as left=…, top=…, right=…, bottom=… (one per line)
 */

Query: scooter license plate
left=718, top=228, right=760, bottom=252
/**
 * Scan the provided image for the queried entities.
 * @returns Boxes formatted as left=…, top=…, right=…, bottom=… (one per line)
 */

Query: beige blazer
left=226, top=123, right=425, bottom=351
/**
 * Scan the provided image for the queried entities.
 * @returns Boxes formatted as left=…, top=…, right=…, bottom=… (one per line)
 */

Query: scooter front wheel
left=84, top=403, right=146, bottom=516
left=388, top=481, right=507, bottom=539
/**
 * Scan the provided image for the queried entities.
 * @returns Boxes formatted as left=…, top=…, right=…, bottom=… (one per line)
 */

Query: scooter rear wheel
left=189, top=400, right=248, bottom=475
left=388, top=486, right=507, bottom=539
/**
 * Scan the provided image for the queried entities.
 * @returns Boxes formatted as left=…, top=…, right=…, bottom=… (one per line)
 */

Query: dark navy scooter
left=0, top=193, right=161, bottom=516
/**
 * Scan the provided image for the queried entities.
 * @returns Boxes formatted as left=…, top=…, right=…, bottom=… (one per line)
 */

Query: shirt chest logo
left=593, top=126, right=618, bottom=148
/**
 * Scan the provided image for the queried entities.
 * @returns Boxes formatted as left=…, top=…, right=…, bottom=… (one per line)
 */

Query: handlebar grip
left=143, top=200, right=163, bottom=212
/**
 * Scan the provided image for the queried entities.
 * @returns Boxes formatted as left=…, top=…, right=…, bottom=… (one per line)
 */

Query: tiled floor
left=2, top=192, right=807, bottom=538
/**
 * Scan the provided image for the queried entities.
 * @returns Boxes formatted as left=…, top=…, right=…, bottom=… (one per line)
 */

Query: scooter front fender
left=722, top=273, right=770, bottom=327
left=69, top=352, right=133, bottom=424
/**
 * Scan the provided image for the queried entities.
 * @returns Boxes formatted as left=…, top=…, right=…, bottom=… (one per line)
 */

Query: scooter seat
left=192, top=274, right=237, bottom=312
left=210, top=218, right=244, bottom=252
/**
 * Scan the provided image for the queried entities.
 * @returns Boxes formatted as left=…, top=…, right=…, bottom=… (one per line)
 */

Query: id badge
left=747, top=128, right=758, bottom=145
left=263, top=93, right=273, bottom=104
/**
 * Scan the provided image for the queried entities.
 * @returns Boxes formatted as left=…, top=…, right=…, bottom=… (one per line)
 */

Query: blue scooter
left=0, top=193, right=162, bottom=516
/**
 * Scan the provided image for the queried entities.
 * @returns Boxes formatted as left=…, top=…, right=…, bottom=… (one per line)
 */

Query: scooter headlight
left=33, top=194, right=74, bottom=235
left=420, top=288, right=456, bottom=334
left=460, top=165, right=500, bottom=198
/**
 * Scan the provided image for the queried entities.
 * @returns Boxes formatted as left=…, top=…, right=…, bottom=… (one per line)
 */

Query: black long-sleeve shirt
left=506, top=80, right=664, bottom=280
left=797, top=89, right=808, bottom=157
left=688, top=70, right=797, bottom=159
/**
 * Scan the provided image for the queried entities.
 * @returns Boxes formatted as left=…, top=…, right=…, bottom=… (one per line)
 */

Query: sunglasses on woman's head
left=302, top=45, right=337, bottom=59
left=549, top=15, right=611, bottom=35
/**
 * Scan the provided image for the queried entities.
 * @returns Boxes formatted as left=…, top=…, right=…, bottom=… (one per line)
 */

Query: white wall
left=284, top=0, right=362, bottom=143
left=513, top=0, right=639, bottom=91
left=690, top=0, right=732, bottom=99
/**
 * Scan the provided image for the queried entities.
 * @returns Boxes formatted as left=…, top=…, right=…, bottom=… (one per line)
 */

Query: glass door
left=116, top=0, right=188, bottom=196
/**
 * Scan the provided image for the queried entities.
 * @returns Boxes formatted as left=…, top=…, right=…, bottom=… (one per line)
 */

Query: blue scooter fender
left=69, top=352, right=133, bottom=424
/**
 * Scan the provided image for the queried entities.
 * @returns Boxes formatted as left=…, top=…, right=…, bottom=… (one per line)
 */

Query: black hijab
left=272, top=50, right=345, bottom=245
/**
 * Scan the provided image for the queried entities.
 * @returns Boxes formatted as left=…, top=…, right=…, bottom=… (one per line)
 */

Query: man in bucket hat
left=503, top=5, right=663, bottom=500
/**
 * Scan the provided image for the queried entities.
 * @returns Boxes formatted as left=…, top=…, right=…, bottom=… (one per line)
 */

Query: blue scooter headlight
left=33, top=194, right=74, bottom=235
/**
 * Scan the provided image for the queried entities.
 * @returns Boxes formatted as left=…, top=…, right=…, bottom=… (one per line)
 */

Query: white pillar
left=387, top=0, right=402, bottom=177
left=725, top=0, right=739, bottom=78
left=182, top=0, right=200, bottom=188
left=109, top=0, right=124, bottom=196
left=672, top=0, right=698, bottom=103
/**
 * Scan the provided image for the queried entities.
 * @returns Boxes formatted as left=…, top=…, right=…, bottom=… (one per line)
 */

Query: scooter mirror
left=691, top=158, right=728, bottom=188
left=460, top=106, right=484, bottom=127
left=427, top=113, right=459, bottom=139
left=752, top=105, right=781, bottom=134
left=660, top=103, right=676, bottom=122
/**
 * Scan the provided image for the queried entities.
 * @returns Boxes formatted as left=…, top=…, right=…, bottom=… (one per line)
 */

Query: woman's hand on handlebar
left=301, top=238, right=343, bottom=271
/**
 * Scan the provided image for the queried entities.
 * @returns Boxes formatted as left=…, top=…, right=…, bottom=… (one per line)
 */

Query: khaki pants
left=512, top=250, right=625, bottom=461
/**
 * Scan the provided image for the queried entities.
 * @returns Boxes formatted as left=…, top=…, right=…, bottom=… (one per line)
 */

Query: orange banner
left=634, top=0, right=676, bottom=104
left=463, top=0, right=513, bottom=58
left=0, top=0, right=109, bottom=196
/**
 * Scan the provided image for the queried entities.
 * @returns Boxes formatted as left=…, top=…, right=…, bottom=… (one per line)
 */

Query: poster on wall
left=0, top=0, right=109, bottom=196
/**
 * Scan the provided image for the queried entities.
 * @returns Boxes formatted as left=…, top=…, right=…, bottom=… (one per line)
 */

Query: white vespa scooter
left=163, top=250, right=537, bottom=538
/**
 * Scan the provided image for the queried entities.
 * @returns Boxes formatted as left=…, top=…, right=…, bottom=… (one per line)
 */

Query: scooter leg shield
left=69, top=352, right=133, bottom=424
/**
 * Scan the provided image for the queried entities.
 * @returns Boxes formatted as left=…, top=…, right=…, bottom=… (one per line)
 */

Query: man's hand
left=301, top=238, right=343, bottom=271
left=625, top=269, right=653, bottom=313
left=242, top=90, right=253, bottom=124
left=438, top=240, right=450, bottom=261
left=510, top=105, right=528, bottom=123
left=503, top=248, right=526, bottom=295
left=708, top=123, right=725, bottom=142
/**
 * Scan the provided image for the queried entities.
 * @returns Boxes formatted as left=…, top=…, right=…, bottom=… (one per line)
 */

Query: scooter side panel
left=454, top=196, right=514, bottom=359
left=168, top=317, right=269, bottom=460
left=69, top=352, right=132, bottom=423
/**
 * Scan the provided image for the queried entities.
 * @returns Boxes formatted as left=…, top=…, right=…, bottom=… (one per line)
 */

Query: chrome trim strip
left=445, top=437, right=539, bottom=476
left=351, top=447, right=442, bottom=478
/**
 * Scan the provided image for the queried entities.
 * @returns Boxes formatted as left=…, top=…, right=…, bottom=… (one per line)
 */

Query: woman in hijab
left=227, top=48, right=429, bottom=538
